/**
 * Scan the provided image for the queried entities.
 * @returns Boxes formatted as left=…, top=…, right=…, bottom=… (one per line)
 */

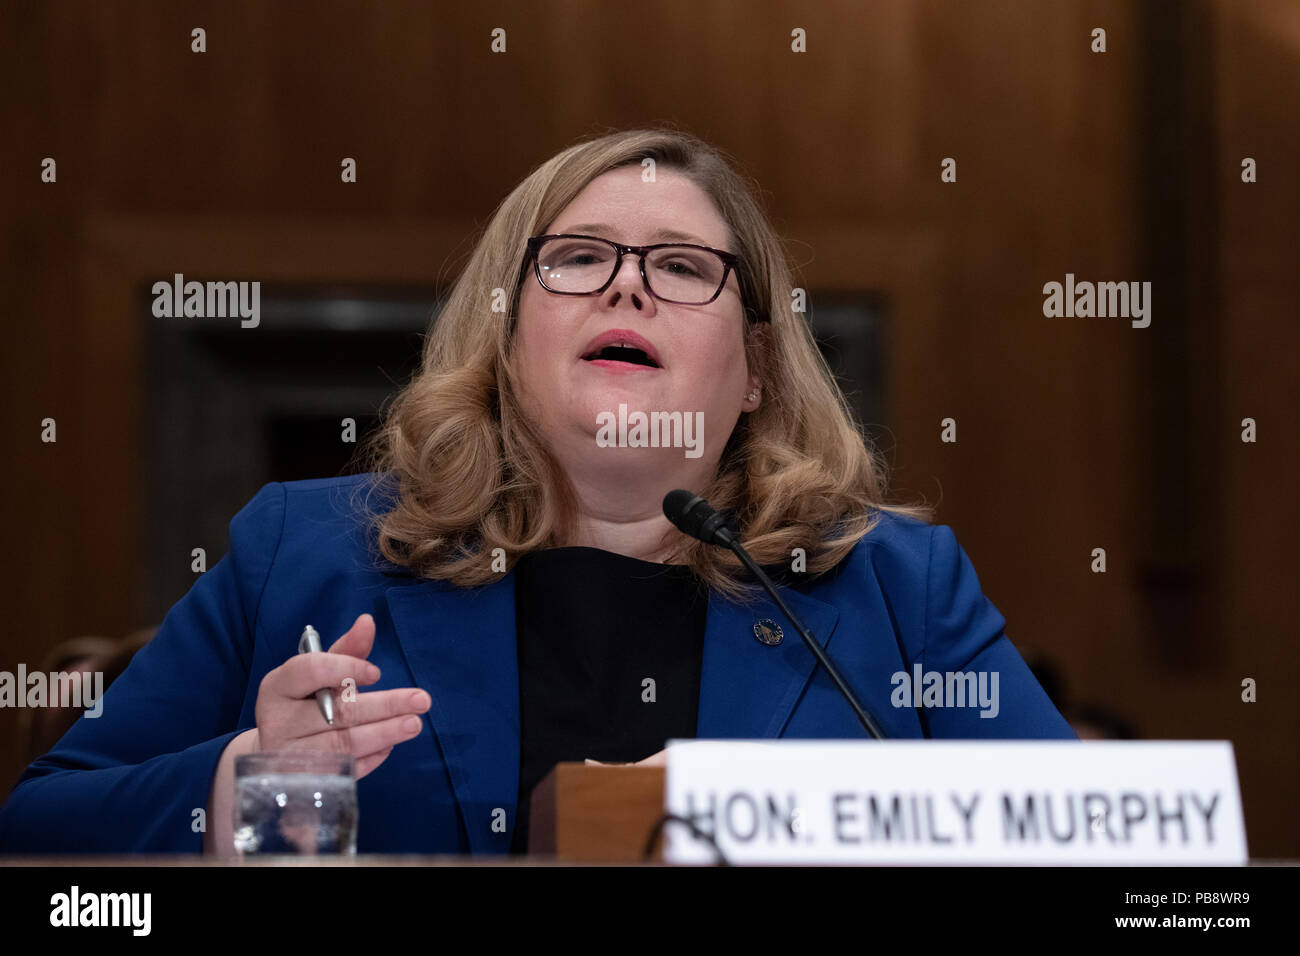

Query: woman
left=0, top=129, right=1074, bottom=857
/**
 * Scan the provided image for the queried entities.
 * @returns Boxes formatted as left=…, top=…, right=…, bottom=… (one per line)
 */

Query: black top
left=508, top=546, right=708, bottom=855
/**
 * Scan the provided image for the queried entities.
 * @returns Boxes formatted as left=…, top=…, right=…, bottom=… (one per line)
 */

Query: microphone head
left=663, top=489, right=705, bottom=534
left=663, top=489, right=733, bottom=547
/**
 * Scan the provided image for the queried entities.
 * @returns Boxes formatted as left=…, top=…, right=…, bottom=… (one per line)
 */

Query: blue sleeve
left=0, top=483, right=286, bottom=853
left=916, top=524, right=1077, bottom=739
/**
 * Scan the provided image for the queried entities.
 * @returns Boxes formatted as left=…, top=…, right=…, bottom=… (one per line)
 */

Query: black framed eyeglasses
left=525, top=234, right=743, bottom=308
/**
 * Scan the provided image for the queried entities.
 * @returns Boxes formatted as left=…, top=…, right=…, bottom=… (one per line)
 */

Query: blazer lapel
left=383, top=564, right=860, bottom=852
left=384, top=571, right=519, bottom=855
left=696, top=586, right=843, bottom=739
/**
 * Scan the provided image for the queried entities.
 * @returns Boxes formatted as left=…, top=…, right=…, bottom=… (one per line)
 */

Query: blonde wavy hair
left=356, top=128, right=931, bottom=601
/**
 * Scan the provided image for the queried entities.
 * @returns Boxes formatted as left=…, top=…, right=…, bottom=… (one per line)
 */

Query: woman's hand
left=253, top=613, right=431, bottom=779
left=584, top=749, right=667, bottom=768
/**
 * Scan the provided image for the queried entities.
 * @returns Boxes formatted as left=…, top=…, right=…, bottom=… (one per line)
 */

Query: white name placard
left=663, top=740, right=1247, bottom=865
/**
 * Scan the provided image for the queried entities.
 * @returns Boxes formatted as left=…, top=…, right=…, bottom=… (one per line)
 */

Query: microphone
left=662, top=489, right=739, bottom=548
left=663, top=490, right=887, bottom=740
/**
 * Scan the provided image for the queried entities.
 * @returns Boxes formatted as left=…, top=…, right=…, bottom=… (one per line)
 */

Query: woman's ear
left=742, top=377, right=762, bottom=413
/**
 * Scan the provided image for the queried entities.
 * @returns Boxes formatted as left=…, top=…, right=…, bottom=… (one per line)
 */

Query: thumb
left=328, top=613, right=376, bottom=661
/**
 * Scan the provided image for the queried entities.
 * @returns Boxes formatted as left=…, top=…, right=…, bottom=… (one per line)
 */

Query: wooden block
left=529, top=763, right=666, bottom=863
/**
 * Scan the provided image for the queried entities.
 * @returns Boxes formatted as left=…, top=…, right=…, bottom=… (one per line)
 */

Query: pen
left=297, top=625, right=335, bottom=726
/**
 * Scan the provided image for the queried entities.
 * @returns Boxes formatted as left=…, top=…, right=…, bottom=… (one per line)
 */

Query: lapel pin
left=753, top=618, right=784, bottom=646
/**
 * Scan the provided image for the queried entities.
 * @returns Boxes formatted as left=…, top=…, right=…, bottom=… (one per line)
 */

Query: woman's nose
left=602, top=254, right=655, bottom=312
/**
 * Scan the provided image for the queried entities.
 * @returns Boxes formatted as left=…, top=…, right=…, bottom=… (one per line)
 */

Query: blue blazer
left=0, top=474, right=1074, bottom=855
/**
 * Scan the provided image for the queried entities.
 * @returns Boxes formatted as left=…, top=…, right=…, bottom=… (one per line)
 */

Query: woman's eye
left=666, top=261, right=702, bottom=277
left=552, top=246, right=610, bottom=267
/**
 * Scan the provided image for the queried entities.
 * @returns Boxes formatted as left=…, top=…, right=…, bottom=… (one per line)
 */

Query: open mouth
left=582, top=345, right=661, bottom=369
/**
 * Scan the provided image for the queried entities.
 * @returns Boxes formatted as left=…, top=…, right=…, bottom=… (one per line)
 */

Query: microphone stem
left=727, top=542, right=886, bottom=740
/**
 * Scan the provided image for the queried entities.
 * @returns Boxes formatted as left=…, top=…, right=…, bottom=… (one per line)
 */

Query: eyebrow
left=559, top=223, right=719, bottom=247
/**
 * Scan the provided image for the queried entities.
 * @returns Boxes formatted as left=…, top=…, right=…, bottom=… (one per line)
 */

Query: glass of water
left=233, top=752, right=358, bottom=857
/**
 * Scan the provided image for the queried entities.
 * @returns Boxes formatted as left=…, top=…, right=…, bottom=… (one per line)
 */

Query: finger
left=272, top=652, right=380, bottom=699
left=267, top=739, right=394, bottom=780
left=354, top=747, right=394, bottom=780
left=297, top=712, right=425, bottom=758
left=634, top=750, right=667, bottom=767
left=286, top=687, right=430, bottom=731
left=328, top=613, right=376, bottom=662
